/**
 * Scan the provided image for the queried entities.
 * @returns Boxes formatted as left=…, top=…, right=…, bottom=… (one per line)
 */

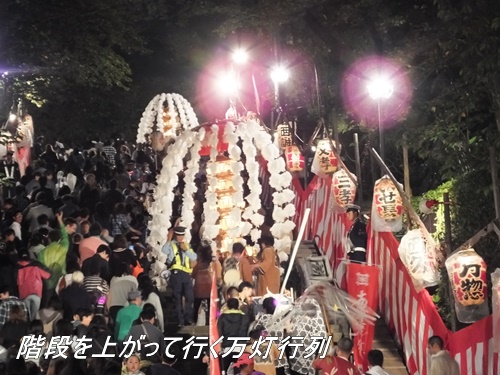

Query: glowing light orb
left=216, top=71, right=240, bottom=96
left=342, top=56, right=412, bottom=129
left=270, top=65, right=290, bottom=83
left=232, top=48, right=249, bottom=64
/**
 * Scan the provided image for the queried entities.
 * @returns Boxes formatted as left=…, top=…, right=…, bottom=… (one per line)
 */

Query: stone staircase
left=293, top=240, right=320, bottom=258
left=373, top=318, right=409, bottom=375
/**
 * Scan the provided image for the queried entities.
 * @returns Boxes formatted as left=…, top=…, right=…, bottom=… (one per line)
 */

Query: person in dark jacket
left=82, top=244, right=111, bottom=282
left=217, top=298, right=249, bottom=372
left=59, top=271, right=92, bottom=320
left=0, top=304, right=29, bottom=349
left=109, top=235, right=138, bottom=278
left=346, top=204, right=368, bottom=263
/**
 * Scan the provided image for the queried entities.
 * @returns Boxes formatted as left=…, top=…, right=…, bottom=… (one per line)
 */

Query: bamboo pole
left=281, top=208, right=311, bottom=294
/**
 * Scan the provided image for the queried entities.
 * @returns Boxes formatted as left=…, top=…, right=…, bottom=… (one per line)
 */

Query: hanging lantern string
left=306, top=118, right=325, bottom=148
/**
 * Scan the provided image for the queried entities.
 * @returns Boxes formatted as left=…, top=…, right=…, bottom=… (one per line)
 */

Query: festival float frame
left=147, top=114, right=297, bottom=276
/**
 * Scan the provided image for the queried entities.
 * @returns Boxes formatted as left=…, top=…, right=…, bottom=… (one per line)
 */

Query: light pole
left=367, top=75, right=393, bottom=163
left=270, top=65, right=290, bottom=132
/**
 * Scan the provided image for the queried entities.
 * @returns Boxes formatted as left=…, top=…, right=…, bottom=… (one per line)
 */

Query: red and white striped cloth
left=373, top=230, right=499, bottom=375
left=290, top=177, right=499, bottom=375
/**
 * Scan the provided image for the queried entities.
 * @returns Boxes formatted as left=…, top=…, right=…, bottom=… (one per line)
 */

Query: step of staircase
left=372, top=318, right=409, bottom=375
left=293, top=240, right=320, bottom=258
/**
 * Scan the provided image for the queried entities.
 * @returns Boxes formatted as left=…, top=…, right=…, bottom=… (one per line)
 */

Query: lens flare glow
left=367, top=75, right=394, bottom=100
left=8, top=113, right=17, bottom=122
left=232, top=48, right=249, bottom=64
left=270, top=65, right=290, bottom=83
left=341, top=56, right=412, bottom=129
left=217, top=71, right=240, bottom=96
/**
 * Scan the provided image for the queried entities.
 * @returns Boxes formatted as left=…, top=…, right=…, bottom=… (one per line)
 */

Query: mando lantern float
left=141, top=95, right=297, bottom=274
left=136, top=93, right=197, bottom=150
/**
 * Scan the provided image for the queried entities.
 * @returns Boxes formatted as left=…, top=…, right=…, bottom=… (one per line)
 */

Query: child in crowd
left=123, top=353, right=145, bottom=375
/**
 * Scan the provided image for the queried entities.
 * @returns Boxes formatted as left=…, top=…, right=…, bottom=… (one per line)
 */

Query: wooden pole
left=443, top=192, right=457, bottom=332
left=489, top=147, right=500, bottom=219
left=326, top=136, right=358, bottom=187
left=369, top=148, right=435, bottom=248
left=403, top=133, right=412, bottom=198
left=281, top=208, right=311, bottom=294
left=354, top=133, right=363, bottom=208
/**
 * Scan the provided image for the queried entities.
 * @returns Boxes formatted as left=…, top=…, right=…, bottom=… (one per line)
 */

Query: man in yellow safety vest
left=161, top=226, right=197, bottom=327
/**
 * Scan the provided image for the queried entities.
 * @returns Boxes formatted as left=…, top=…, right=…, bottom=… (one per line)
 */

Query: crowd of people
left=0, top=134, right=461, bottom=375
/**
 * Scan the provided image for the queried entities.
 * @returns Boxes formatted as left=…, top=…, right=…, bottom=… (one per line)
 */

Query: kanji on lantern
left=277, top=124, right=293, bottom=150
left=311, top=139, right=339, bottom=175
left=373, top=177, right=402, bottom=221
left=285, top=146, right=304, bottom=172
left=331, top=169, right=357, bottom=211
left=447, top=249, right=487, bottom=306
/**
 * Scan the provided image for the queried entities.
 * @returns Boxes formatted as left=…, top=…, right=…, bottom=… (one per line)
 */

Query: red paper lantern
left=285, top=146, right=304, bottom=172
left=446, top=249, right=488, bottom=307
left=373, top=176, right=403, bottom=222
left=331, top=169, right=356, bottom=208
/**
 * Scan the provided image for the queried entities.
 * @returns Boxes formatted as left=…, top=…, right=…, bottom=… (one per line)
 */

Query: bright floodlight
left=8, top=113, right=17, bottom=122
left=217, top=72, right=239, bottom=96
left=367, top=75, right=394, bottom=100
left=232, top=48, right=249, bottom=64
left=270, top=65, right=290, bottom=83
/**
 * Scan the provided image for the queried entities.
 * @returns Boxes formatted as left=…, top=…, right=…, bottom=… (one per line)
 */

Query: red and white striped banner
left=373, top=231, right=499, bottom=375
left=290, top=177, right=499, bottom=375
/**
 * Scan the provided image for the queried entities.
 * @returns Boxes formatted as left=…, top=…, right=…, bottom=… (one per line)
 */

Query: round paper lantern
left=331, top=169, right=356, bottom=209
left=312, top=139, right=339, bottom=174
left=373, top=176, right=403, bottom=222
left=285, top=146, right=304, bottom=172
left=446, top=248, right=487, bottom=306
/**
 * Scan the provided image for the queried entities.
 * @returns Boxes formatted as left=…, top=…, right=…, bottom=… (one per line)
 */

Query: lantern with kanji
left=311, top=139, right=339, bottom=175
left=374, top=176, right=403, bottom=222
left=371, top=175, right=403, bottom=232
left=276, top=123, right=293, bottom=150
left=331, top=168, right=356, bottom=211
left=445, top=248, right=490, bottom=323
left=285, top=146, right=304, bottom=172
left=446, top=249, right=487, bottom=307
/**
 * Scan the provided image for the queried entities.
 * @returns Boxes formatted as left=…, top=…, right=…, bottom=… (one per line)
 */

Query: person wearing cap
left=232, top=352, right=266, bottom=375
left=115, top=289, right=142, bottom=341
left=346, top=204, right=368, bottom=263
left=161, top=226, right=197, bottom=326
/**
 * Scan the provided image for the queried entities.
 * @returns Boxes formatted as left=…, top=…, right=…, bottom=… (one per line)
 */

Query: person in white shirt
left=10, top=211, right=23, bottom=241
left=428, top=335, right=460, bottom=375
left=366, top=349, right=392, bottom=375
